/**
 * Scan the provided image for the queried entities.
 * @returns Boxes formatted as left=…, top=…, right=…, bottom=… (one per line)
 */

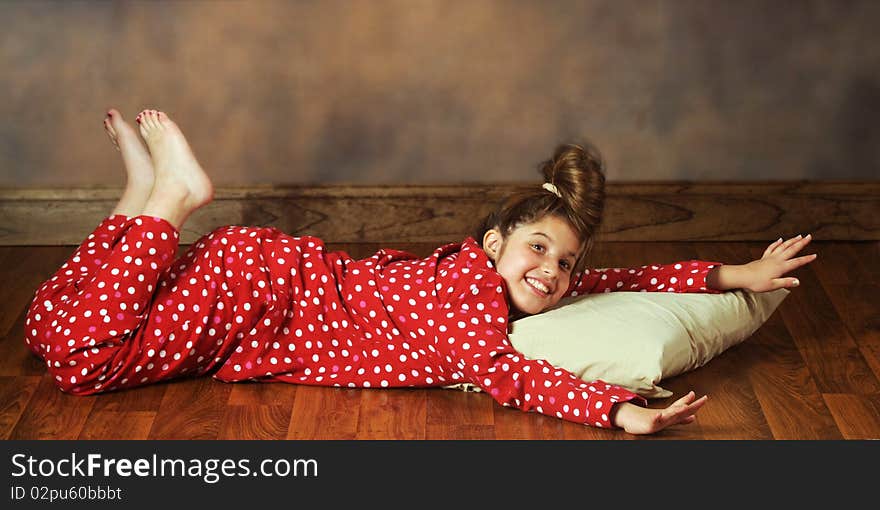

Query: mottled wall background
left=1, top=0, right=878, bottom=186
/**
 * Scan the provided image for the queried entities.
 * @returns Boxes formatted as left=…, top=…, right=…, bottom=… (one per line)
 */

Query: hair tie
left=542, top=182, right=561, bottom=197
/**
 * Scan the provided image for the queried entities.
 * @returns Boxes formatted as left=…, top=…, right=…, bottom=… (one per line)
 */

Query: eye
left=531, top=243, right=545, bottom=253
left=559, top=260, right=571, bottom=271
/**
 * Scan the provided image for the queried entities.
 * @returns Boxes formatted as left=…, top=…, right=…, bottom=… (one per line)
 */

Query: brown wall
left=1, top=0, right=879, bottom=187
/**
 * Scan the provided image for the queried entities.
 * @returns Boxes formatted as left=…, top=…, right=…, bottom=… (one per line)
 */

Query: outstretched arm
left=568, top=259, right=725, bottom=296
left=436, top=274, right=646, bottom=429
left=706, top=234, right=817, bottom=292
left=610, top=391, right=708, bottom=434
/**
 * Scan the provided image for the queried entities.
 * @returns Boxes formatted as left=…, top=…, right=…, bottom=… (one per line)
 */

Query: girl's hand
left=739, top=234, right=818, bottom=293
left=706, top=234, right=816, bottom=292
left=610, top=391, right=708, bottom=435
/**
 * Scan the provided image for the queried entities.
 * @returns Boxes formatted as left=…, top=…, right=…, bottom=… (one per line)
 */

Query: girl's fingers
left=766, top=235, right=814, bottom=260
left=674, top=393, right=707, bottom=415
left=657, top=392, right=707, bottom=429
left=688, top=395, right=709, bottom=410
left=785, top=253, right=818, bottom=273
left=767, top=235, right=805, bottom=257
left=778, top=234, right=804, bottom=253
left=764, top=238, right=784, bottom=257
left=672, top=391, right=696, bottom=407
left=771, top=277, right=799, bottom=289
left=681, top=396, right=708, bottom=417
left=671, top=398, right=708, bottom=426
left=781, top=234, right=812, bottom=257
left=657, top=394, right=707, bottom=430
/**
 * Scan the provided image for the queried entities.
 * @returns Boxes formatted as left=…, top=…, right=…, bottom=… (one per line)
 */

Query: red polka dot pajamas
left=25, top=215, right=723, bottom=429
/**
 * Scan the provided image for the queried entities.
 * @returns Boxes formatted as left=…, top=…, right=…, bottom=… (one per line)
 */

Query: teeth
left=527, top=278, right=550, bottom=294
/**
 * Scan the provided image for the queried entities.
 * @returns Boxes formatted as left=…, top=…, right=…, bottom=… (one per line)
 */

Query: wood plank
left=812, top=243, right=880, bottom=383
left=10, top=375, right=95, bottom=439
left=808, top=242, right=866, bottom=285
left=823, top=394, right=880, bottom=439
left=0, top=305, right=47, bottom=377
left=3, top=182, right=878, bottom=246
left=0, top=246, right=72, bottom=338
left=220, top=382, right=298, bottom=440
left=662, top=342, right=773, bottom=440
left=217, top=405, right=291, bottom=440
left=493, top=406, right=565, bottom=440
left=147, top=377, right=231, bottom=439
left=843, top=242, right=879, bottom=284
left=866, top=241, right=880, bottom=281
left=808, top=241, right=880, bottom=286
left=815, top=282, right=880, bottom=385
left=747, top=319, right=842, bottom=439
left=427, top=389, right=494, bottom=425
left=356, top=388, right=426, bottom=440
left=753, top=242, right=880, bottom=394
left=4, top=182, right=878, bottom=201
left=78, top=411, right=155, bottom=440
left=0, top=248, right=15, bottom=283
left=697, top=242, right=841, bottom=439
left=287, top=385, right=361, bottom=440
left=426, top=389, right=494, bottom=440
left=0, top=376, right=40, bottom=440
left=88, top=382, right=167, bottom=413
left=227, top=380, right=298, bottom=406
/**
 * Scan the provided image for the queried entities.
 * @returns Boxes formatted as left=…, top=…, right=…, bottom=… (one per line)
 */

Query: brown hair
left=473, top=140, right=606, bottom=272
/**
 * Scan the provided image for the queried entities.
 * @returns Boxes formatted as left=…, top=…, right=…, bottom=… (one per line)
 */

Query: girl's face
left=482, top=215, right=584, bottom=316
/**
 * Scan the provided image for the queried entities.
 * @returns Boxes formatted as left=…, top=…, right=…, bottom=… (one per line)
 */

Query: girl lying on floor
left=24, top=108, right=816, bottom=434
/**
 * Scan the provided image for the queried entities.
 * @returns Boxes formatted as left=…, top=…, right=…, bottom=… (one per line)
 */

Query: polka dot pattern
left=25, top=215, right=717, bottom=429
left=566, top=262, right=724, bottom=297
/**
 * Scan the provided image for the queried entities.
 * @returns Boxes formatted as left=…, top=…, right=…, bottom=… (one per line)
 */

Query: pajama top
left=25, top=215, right=723, bottom=429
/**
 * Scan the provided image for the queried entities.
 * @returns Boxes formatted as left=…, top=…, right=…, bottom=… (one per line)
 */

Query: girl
left=24, top=109, right=817, bottom=435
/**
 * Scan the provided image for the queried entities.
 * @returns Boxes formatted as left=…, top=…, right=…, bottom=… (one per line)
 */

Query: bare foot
left=104, top=109, right=155, bottom=216
left=137, top=109, right=214, bottom=229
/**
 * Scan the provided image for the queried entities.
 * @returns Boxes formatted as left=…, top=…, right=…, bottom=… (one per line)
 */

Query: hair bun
left=472, top=139, right=607, bottom=272
left=537, top=141, right=606, bottom=249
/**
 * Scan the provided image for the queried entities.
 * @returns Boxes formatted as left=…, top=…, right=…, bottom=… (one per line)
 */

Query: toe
left=137, top=115, right=149, bottom=137
left=103, top=118, right=117, bottom=139
left=108, top=109, right=130, bottom=129
left=146, top=109, right=158, bottom=129
left=136, top=109, right=151, bottom=126
left=107, top=109, right=134, bottom=135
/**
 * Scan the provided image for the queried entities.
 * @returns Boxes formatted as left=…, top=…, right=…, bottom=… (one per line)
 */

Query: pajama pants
left=24, top=215, right=284, bottom=395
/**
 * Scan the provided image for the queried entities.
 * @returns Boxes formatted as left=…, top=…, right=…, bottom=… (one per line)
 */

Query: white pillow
left=445, top=289, right=788, bottom=399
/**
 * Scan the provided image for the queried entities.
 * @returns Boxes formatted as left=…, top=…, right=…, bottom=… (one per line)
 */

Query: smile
left=525, top=277, right=551, bottom=296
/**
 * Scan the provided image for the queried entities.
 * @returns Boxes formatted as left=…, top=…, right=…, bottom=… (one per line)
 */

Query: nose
left=541, top=260, right=558, bottom=278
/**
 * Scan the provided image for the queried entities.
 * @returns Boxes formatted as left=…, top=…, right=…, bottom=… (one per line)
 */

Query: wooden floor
left=1, top=240, right=878, bottom=440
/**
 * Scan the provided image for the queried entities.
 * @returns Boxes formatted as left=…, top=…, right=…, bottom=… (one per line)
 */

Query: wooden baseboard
left=1, top=182, right=877, bottom=245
